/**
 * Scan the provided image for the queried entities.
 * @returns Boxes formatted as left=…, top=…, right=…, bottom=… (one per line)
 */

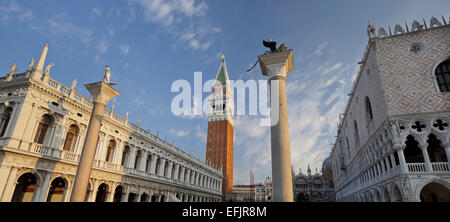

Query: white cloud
left=169, top=129, right=189, bottom=137
left=314, top=42, right=327, bottom=56
left=39, top=14, right=94, bottom=45
left=134, top=0, right=218, bottom=51
left=0, top=1, right=32, bottom=23
left=119, top=43, right=130, bottom=55
left=136, top=0, right=207, bottom=26
left=320, top=62, right=343, bottom=75
left=96, top=36, right=109, bottom=53
left=91, top=7, right=102, bottom=16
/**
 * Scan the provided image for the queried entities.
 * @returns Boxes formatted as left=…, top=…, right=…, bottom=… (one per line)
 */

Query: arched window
left=145, top=154, right=152, bottom=172
left=155, top=157, right=161, bottom=175
left=46, top=177, right=66, bottom=202
left=134, top=150, right=142, bottom=170
left=34, top=114, right=53, bottom=144
left=354, top=121, right=360, bottom=144
left=427, top=134, right=447, bottom=162
left=435, top=59, right=450, bottom=92
left=95, top=183, right=109, bottom=202
left=0, top=106, right=12, bottom=137
left=113, top=185, right=123, bottom=202
left=11, top=173, right=37, bottom=202
left=404, top=135, right=424, bottom=163
left=365, top=97, right=373, bottom=124
left=105, top=139, right=116, bottom=162
left=63, top=124, right=79, bottom=151
left=121, top=146, right=130, bottom=166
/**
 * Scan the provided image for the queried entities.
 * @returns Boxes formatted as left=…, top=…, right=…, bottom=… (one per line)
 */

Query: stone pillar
left=34, top=171, right=52, bottom=202
left=180, top=166, right=185, bottom=181
left=158, top=158, right=166, bottom=177
left=167, top=161, right=173, bottom=179
left=420, top=144, right=433, bottom=172
left=185, top=168, right=191, bottom=183
left=139, top=150, right=147, bottom=171
left=390, top=153, right=396, bottom=169
left=258, top=49, right=294, bottom=202
left=397, top=149, right=408, bottom=173
left=0, top=167, right=18, bottom=202
left=173, top=164, right=180, bottom=181
left=70, top=81, right=119, bottom=202
left=444, top=145, right=450, bottom=170
left=150, top=155, right=157, bottom=175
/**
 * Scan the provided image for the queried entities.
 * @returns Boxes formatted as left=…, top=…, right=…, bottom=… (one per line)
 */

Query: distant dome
left=322, top=157, right=332, bottom=170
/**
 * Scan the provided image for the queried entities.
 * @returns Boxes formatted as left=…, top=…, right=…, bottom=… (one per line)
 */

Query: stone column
left=444, top=145, right=450, bottom=170
left=397, top=148, right=408, bottom=173
left=173, top=164, right=180, bottom=181
left=390, top=153, right=396, bottom=170
left=70, top=81, right=119, bottom=202
left=34, top=171, right=52, bottom=202
left=139, top=150, right=147, bottom=171
left=158, top=158, right=166, bottom=177
left=258, top=49, right=294, bottom=202
left=150, top=155, right=157, bottom=175
left=180, top=166, right=185, bottom=181
left=420, top=143, right=433, bottom=172
left=167, top=161, right=173, bottom=179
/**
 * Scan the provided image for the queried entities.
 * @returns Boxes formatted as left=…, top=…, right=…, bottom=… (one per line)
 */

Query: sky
left=0, top=0, right=449, bottom=185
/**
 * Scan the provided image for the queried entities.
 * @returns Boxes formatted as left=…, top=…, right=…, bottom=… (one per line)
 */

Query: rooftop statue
left=262, top=38, right=288, bottom=54
left=28, top=58, right=35, bottom=71
left=9, top=63, right=17, bottom=75
left=103, top=65, right=118, bottom=85
left=44, top=63, right=55, bottom=76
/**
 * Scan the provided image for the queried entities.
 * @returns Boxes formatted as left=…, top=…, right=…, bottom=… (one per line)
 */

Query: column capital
left=258, top=49, right=293, bottom=77
left=85, top=81, right=120, bottom=105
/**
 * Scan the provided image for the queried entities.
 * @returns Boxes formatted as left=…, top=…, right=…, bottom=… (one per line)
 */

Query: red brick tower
left=206, top=55, right=234, bottom=201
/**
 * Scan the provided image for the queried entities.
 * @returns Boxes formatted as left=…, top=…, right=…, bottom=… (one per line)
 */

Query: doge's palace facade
left=331, top=17, right=450, bottom=202
left=0, top=44, right=223, bottom=202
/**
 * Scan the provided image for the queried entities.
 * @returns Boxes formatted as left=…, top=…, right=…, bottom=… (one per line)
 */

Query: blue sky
left=1, top=0, right=449, bottom=184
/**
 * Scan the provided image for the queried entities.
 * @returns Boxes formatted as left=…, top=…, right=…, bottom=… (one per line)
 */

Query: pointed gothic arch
left=434, top=58, right=450, bottom=92
left=404, top=135, right=424, bottom=163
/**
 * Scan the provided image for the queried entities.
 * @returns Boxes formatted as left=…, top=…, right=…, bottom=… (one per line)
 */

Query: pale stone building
left=230, top=183, right=265, bottom=202
left=0, top=44, right=223, bottom=202
left=293, top=160, right=335, bottom=202
left=331, top=17, right=450, bottom=202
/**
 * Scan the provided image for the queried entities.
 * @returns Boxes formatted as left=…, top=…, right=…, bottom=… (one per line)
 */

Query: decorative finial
left=28, top=58, right=35, bottom=71
left=125, top=111, right=129, bottom=120
left=423, top=18, right=428, bottom=29
left=367, top=23, right=376, bottom=38
left=222, top=55, right=225, bottom=62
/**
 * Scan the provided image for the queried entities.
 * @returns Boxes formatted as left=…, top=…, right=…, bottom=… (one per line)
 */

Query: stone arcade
left=0, top=44, right=223, bottom=202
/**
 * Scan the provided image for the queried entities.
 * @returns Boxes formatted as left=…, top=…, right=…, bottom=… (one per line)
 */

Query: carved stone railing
left=431, top=162, right=450, bottom=172
left=407, top=163, right=426, bottom=172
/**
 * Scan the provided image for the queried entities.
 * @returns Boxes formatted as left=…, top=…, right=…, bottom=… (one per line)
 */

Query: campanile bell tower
left=206, top=55, right=234, bottom=201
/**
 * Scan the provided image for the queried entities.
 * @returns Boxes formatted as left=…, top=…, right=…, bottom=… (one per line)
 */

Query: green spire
left=215, top=55, right=229, bottom=85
